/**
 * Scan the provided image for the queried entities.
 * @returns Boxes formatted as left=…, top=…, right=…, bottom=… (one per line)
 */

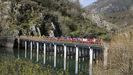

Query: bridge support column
left=36, top=42, right=39, bottom=62
left=75, top=46, right=79, bottom=75
left=25, top=41, right=27, bottom=58
left=64, top=45, right=67, bottom=71
left=43, top=43, right=46, bottom=64
left=30, top=42, right=33, bottom=60
left=17, top=38, right=20, bottom=59
left=104, top=46, right=109, bottom=69
left=103, top=43, right=109, bottom=69
left=54, top=44, right=57, bottom=68
left=89, top=47, right=93, bottom=75
left=82, top=48, right=85, bottom=61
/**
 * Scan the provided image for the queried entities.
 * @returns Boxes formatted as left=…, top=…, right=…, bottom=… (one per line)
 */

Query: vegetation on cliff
left=0, top=0, right=107, bottom=38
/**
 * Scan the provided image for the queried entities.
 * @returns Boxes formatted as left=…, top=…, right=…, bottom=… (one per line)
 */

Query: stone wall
left=0, top=36, right=15, bottom=48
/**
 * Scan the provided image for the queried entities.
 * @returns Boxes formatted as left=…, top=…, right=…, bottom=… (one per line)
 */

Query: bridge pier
left=54, top=44, right=57, bottom=68
left=17, top=38, right=20, bottom=59
left=75, top=46, right=79, bottom=74
left=104, top=46, right=109, bottom=69
left=103, top=42, right=109, bottom=69
left=25, top=41, right=27, bottom=58
left=36, top=42, right=39, bottom=62
left=43, top=43, right=46, bottom=64
left=30, top=42, right=33, bottom=60
left=89, top=47, right=93, bottom=75
left=64, top=45, right=67, bottom=71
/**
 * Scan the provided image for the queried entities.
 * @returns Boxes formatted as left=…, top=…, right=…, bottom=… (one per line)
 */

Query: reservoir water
left=0, top=47, right=90, bottom=75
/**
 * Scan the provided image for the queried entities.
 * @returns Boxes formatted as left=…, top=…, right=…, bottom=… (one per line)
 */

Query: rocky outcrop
left=89, top=14, right=117, bottom=31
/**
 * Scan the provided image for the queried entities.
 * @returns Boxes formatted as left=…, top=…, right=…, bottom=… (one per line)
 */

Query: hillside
left=86, top=0, right=133, bottom=13
left=0, top=0, right=107, bottom=38
left=85, top=1, right=133, bottom=75
left=85, top=0, right=133, bottom=32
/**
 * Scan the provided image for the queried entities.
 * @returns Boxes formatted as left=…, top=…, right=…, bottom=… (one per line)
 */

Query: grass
left=93, top=29, right=133, bottom=75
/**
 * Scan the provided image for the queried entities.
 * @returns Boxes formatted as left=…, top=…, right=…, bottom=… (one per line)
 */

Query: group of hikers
left=20, top=35, right=102, bottom=45
left=42, top=36, right=102, bottom=45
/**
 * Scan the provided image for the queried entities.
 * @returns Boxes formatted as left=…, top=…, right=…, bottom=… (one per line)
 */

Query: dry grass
left=93, top=29, right=133, bottom=75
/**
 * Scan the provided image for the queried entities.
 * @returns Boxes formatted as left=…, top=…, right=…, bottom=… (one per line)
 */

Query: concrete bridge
left=16, top=36, right=105, bottom=75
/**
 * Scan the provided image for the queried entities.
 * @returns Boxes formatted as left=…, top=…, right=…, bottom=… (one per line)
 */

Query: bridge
left=16, top=36, right=105, bottom=75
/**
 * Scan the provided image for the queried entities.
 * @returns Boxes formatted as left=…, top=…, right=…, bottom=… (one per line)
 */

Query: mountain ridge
left=85, top=0, right=133, bottom=32
left=86, top=0, right=133, bottom=13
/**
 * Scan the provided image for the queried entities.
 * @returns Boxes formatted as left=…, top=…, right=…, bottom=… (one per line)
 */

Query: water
left=0, top=48, right=14, bottom=57
left=0, top=47, right=89, bottom=75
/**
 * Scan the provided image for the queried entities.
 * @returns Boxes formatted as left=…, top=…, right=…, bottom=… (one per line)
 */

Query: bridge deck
left=17, top=36, right=102, bottom=48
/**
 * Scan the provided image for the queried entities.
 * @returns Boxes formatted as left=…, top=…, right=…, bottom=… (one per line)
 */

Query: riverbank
left=0, top=56, right=67, bottom=75
left=0, top=48, right=68, bottom=75
left=0, top=47, right=89, bottom=75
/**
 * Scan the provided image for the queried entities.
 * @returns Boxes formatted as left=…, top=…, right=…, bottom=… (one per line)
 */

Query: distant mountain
left=86, top=0, right=133, bottom=13
left=85, top=0, right=133, bottom=32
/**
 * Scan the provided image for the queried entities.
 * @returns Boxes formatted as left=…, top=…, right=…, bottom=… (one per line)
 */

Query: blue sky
left=80, top=0, right=97, bottom=7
